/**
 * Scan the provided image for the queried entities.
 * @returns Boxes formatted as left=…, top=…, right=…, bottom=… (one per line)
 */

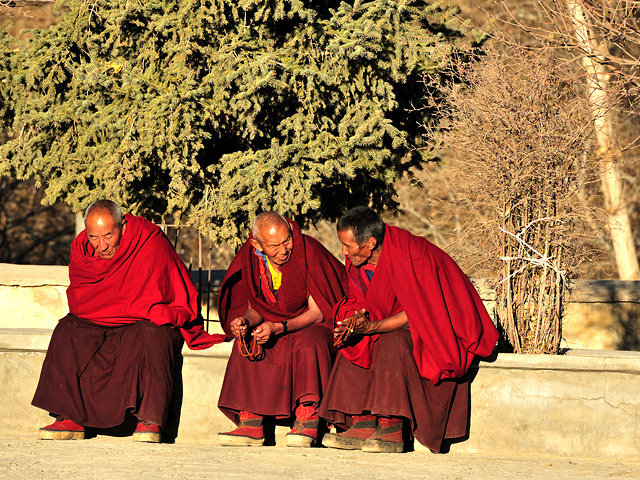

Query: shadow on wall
left=0, top=178, right=75, bottom=265
left=564, top=280, right=640, bottom=351
left=595, top=280, right=640, bottom=351
left=611, top=304, right=640, bottom=350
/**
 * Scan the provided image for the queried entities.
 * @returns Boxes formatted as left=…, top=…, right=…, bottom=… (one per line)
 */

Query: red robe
left=217, top=219, right=348, bottom=422
left=218, top=219, right=347, bottom=333
left=336, top=225, right=499, bottom=383
left=33, top=214, right=223, bottom=430
left=67, top=214, right=225, bottom=349
left=321, top=225, right=498, bottom=452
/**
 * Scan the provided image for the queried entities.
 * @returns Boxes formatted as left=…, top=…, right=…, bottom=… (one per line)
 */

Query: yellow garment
left=267, top=258, right=282, bottom=290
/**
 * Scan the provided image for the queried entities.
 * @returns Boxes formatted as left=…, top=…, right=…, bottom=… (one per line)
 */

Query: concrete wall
left=3, top=264, right=639, bottom=350
left=1, top=263, right=639, bottom=460
left=3, top=345, right=639, bottom=460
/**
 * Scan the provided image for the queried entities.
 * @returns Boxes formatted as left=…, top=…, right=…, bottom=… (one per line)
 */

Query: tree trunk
left=566, top=0, right=640, bottom=280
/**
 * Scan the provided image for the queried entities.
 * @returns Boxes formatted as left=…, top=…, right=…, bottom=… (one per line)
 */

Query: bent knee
left=290, top=324, right=332, bottom=351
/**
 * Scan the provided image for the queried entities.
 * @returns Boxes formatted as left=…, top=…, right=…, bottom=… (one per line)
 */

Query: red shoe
left=362, top=416, right=404, bottom=453
left=38, top=416, right=85, bottom=440
left=286, top=403, right=319, bottom=447
left=322, top=414, right=376, bottom=450
left=133, top=420, right=161, bottom=443
left=218, top=411, right=264, bottom=446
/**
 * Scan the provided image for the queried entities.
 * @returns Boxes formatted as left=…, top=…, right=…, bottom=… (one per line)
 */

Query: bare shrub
left=427, top=47, right=603, bottom=353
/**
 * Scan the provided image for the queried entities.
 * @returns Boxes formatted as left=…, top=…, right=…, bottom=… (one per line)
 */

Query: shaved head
left=250, top=212, right=294, bottom=267
left=84, top=200, right=124, bottom=229
left=251, top=212, right=290, bottom=242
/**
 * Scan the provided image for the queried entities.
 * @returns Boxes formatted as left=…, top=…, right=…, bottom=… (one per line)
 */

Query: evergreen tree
left=1, top=0, right=464, bottom=244
left=0, top=25, right=12, bottom=140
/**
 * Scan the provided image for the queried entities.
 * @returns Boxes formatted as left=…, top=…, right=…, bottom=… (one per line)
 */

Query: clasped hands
left=229, top=317, right=278, bottom=345
left=334, top=309, right=373, bottom=344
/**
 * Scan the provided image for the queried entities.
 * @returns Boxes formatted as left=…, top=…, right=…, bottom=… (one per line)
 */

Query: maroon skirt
left=218, top=323, right=334, bottom=424
left=319, top=328, right=469, bottom=453
left=32, top=314, right=183, bottom=428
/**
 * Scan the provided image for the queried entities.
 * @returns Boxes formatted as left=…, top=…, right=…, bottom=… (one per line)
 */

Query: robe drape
left=217, top=220, right=348, bottom=424
left=320, top=225, right=498, bottom=451
left=33, top=214, right=224, bottom=429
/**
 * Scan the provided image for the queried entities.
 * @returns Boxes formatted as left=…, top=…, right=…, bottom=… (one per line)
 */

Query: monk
left=320, top=206, right=499, bottom=453
left=33, top=200, right=224, bottom=443
left=217, top=212, right=348, bottom=447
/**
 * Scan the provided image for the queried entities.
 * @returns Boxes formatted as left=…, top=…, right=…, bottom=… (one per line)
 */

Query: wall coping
left=1, top=324, right=637, bottom=371
left=0, top=263, right=227, bottom=288
left=4, top=263, right=640, bottom=305
left=0, top=263, right=68, bottom=286
left=478, top=349, right=640, bottom=374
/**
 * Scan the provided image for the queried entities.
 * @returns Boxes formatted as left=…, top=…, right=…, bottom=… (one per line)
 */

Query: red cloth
left=335, top=225, right=499, bottom=384
left=67, top=214, right=225, bottom=350
left=218, top=219, right=348, bottom=333
left=319, top=329, right=469, bottom=452
left=217, top=219, right=348, bottom=422
left=32, top=314, right=183, bottom=429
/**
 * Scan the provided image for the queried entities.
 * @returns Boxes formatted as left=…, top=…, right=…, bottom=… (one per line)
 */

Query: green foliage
left=0, top=25, right=12, bottom=136
left=1, top=0, right=463, bottom=245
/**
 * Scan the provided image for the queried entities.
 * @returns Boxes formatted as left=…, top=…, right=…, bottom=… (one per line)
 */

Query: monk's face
left=338, top=229, right=376, bottom=267
left=251, top=221, right=293, bottom=267
left=85, top=209, right=126, bottom=260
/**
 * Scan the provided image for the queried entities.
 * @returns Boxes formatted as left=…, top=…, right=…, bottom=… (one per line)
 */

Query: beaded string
left=333, top=315, right=358, bottom=347
left=237, top=332, right=264, bottom=360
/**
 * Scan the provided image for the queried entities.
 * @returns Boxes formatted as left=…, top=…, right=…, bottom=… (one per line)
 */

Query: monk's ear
left=250, top=238, right=263, bottom=252
left=366, top=236, right=377, bottom=251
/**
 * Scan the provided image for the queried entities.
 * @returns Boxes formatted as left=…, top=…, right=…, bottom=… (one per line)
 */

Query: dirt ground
left=0, top=434, right=638, bottom=480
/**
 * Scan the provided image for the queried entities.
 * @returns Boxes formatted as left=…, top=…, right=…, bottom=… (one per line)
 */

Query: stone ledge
left=1, top=338, right=638, bottom=460
left=0, top=263, right=69, bottom=286
left=481, top=349, right=640, bottom=373
left=0, top=327, right=234, bottom=357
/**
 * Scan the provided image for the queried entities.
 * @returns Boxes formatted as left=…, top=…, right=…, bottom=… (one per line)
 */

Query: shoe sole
left=286, top=434, right=316, bottom=448
left=321, top=433, right=365, bottom=450
left=218, top=434, right=264, bottom=447
left=362, top=438, right=403, bottom=453
left=132, top=432, right=161, bottom=443
left=38, top=430, right=85, bottom=440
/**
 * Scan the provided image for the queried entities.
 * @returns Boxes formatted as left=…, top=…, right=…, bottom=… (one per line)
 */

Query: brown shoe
left=38, top=416, right=85, bottom=440
left=322, top=415, right=376, bottom=450
left=362, top=417, right=404, bottom=453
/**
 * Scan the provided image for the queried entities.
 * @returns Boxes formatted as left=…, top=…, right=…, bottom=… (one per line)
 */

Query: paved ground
left=1, top=435, right=638, bottom=480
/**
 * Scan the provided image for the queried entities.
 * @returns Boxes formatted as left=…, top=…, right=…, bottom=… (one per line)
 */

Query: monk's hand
left=335, top=309, right=371, bottom=340
left=253, top=322, right=277, bottom=345
left=230, top=317, right=248, bottom=338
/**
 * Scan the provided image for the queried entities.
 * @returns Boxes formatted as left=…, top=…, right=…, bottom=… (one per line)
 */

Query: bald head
left=250, top=212, right=294, bottom=267
left=84, top=204, right=127, bottom=260
left=84, top=200, right=124, bottom=229
left=251, top=212, right=290, bottom=243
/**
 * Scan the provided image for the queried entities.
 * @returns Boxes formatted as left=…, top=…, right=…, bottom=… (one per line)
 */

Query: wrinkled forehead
left=337, top=228, right=358, bottom=245
left=259, top=222, right=292, bottom=245
left=86, top=209, right=118, bottom=233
